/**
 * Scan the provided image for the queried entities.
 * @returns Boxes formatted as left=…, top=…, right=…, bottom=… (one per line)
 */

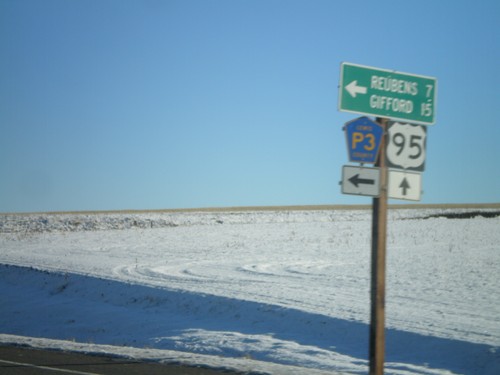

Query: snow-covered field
left=0, top=208, right=499, bottom=374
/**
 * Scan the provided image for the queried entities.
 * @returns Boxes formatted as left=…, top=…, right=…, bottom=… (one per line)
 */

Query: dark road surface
left=0, top=346, right=241, bottom=375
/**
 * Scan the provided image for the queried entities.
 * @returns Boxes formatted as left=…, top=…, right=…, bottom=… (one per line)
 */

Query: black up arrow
left=349, top=174, right=375, bottom=188
left=399, top=177, right=410, bottom=196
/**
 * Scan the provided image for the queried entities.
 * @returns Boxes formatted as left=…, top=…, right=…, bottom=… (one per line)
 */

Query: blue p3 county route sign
left=344, top=117, right=383, bottom=163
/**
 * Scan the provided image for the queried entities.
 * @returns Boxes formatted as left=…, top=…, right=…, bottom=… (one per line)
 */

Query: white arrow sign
left=345, top=80, right=367, bottom=98
left=342, top=165, right=380, bottom=197
left=388, top=170, right=422, bottom=201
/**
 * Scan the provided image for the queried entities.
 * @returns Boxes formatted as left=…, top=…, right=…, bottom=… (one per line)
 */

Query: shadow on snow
left=0, top=264, right=498, bottom=374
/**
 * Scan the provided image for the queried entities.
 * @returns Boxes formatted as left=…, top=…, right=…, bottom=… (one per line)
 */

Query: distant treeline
left=420, top=211, right=500, bottom=220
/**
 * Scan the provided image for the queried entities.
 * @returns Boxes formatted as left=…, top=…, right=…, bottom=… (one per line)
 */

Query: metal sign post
left=369, top=117, right=389, bottom=375
left=338, top=62, right=436, bottom=375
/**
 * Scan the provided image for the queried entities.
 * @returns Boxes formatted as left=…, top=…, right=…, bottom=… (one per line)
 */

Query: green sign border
left=339, top=62, right=437, bottom=125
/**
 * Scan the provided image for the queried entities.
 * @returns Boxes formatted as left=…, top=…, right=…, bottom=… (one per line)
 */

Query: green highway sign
left=339, top=62, right=437, bottom=125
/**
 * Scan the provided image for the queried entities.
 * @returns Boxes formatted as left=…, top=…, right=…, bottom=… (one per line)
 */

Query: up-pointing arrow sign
left=388, top=170, right=422, bottom=201
left=399, top=177, right=410, bottom=196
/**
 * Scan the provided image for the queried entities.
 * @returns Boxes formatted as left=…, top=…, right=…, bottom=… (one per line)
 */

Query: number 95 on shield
left=386, top=122, right=427, bottom=172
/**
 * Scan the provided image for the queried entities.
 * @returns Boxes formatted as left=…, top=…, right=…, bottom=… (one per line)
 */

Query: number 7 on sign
left=426, top=84, right=433, bottom=98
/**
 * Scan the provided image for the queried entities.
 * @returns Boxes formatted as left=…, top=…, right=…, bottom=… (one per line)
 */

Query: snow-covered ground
left=0, top=208, right=499, bottom=374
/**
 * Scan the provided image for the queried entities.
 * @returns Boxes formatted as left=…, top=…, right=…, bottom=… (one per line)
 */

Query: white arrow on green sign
left=339, top=62, right=437, bottom=125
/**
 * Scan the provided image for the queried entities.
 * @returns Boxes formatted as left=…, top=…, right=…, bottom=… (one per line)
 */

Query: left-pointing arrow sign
left=342, top=165, right=380, bottom=197
left=349, top=174, right=375, bottom=188
left=345, top=80, right=367, bottom=98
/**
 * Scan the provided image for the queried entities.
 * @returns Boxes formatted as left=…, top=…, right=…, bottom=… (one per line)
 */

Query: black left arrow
left=399, top=177, right=410, bottom=196
left=349, top=174, right=375, bottom=188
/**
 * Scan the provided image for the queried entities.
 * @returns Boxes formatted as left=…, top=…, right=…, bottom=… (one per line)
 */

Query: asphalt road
left=0, top=346, right=240, bottom=375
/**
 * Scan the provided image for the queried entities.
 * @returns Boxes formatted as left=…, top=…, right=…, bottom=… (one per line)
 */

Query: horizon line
left=2, top=203, right=500, bottom=215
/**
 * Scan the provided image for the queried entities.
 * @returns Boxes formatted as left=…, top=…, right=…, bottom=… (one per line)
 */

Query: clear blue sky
left=1, top=0, right=499, bottom=212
